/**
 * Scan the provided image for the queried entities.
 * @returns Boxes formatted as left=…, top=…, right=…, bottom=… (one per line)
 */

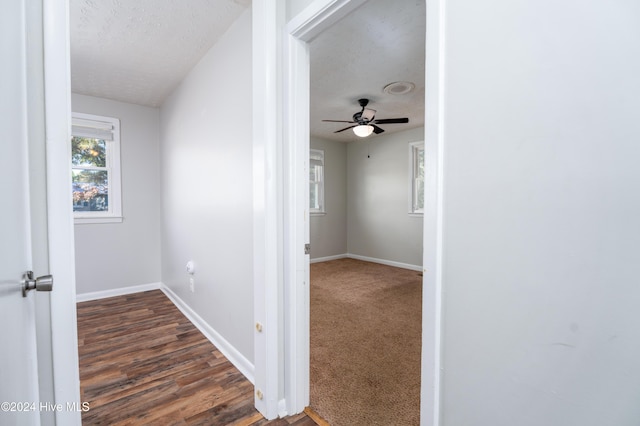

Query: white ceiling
left=70, top=0, right=425, bottom=141
left=70, top=0, right=249, bottom=107
left=309, top=0, right=425, bottom=142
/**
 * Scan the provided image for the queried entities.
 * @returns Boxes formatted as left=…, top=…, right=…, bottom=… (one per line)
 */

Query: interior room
left=70, top=0, right=253, bottom=345
left=68, top=0, right=426, bottom=422
left=305, top=0, right=425, bottom=423
left=68, top=0, right=265, bottom=423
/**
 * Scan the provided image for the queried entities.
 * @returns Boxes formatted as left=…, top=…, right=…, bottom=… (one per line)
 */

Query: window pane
left=72, top=170, right=109, bottom=212
left=72, top=137, right=106, bottom=167
left=309, top=150, right=325, bottom=212
left=416, top=148, right=424, bottom=210
left=409, top=143, right=425, bottom=213
left=310, top=182, right=317, bottom=209
left=415, top=177, right=424, bottom=211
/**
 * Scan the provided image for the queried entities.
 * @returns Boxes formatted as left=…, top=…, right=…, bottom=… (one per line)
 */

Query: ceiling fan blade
left=372, top=125, right=385, bottom=134
left=361, top=108, right=376, bottom=122
left=322, top=119, right=356, bottom=123
left=373, top=118, right=409, bottom=124
left=334, top=125, right=357, bottom=133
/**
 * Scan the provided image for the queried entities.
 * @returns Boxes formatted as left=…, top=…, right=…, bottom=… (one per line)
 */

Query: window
left=409, top=141, right=425, bottom=215
left=310, top=149, right=325, bottom=214
left=71, top=112, right=122, bottom=224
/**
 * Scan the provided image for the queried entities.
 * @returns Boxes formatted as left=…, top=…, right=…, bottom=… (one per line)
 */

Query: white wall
left=72, top=94, right=161, bottom=295
left=286, top=0, right=315, bottom=21
left=440, top=1, right=640, bottom=425
left=347, top=127, right=424, bottom=267
left=309, top=137, right=347, bottom=259
left=160, top=10, right=254, bottom=363
left=310, top=129, right=424, bottom=267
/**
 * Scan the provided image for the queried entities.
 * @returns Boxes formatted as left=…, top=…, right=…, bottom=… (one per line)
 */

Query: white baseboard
left=309, top=253, right=422, bottom=271
left=310, top=253, right=348, bottom=263
left=310, top=252, right=422, bottom=271
left=160, top=284, right=255, bottom=384
left=76, top=282, right=162, bottom=302
left=347, top=254, right=423, bottom=272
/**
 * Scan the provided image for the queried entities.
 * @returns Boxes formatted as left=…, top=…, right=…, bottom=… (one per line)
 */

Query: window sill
left=310, top=212, right=326, bottom=217
left=408, top=212, right=424, bottom=217
left=74, top=216, right=123, bottom=225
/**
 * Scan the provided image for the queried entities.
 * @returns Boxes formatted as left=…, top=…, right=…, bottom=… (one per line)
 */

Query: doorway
left=271, top=0, right=443, bottom=423
left=305, top=0, right=426, bottom=419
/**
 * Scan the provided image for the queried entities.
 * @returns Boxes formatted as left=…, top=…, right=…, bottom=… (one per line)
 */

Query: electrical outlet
left=189, top=277, right=195, bottom=293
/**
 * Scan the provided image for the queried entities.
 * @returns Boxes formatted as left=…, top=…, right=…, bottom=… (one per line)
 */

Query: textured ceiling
left=310, top=0, right=425, bottom=142
left=70, top=0, right=248, bottom=107
left=70, top=0, right=425, bottom=141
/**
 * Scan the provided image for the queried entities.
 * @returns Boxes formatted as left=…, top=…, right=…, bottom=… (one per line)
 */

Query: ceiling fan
left=322, top=98, right=409, bottom=137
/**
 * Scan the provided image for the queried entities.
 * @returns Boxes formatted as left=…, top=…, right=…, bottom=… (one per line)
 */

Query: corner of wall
left=160, top=284, right=255, bottom=383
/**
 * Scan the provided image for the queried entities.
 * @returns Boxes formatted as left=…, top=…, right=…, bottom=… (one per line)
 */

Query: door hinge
left=304, top=243, right=311, bottom=255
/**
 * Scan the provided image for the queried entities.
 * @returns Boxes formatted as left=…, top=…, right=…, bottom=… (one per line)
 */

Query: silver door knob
left=22, top=271, right=53, bottom=297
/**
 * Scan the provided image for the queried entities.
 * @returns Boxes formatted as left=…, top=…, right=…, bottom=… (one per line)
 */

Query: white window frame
left=71, top=112, right=122, bottom=224
left=310, top=149, right=325, bottom=215
left=408, top=141, right=425, bottom=215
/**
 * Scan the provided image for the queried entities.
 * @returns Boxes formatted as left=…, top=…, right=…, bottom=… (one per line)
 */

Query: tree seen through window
left=72, top=137, right=109, bottom=212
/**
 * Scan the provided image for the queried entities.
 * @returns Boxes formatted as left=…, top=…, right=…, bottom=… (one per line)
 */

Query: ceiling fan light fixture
left=383, top=81, right=415, bottom=95
left=353, top=124, right=374, bottom=137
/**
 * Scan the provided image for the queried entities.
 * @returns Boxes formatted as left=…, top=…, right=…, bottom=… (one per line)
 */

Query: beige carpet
left=310, top=258, right=422, bottom=426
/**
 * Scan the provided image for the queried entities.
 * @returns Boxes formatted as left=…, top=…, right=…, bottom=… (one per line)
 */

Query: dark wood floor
left=77, top=290, right=316, bottom=426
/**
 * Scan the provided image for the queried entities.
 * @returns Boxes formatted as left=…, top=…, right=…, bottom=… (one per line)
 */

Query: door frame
left=42, top=0, right=83, bottom=423
left=253, top=0, right=445, bottom=426
left=254, top=0, right=445, bottom=423
left=281, top=0, right=370, bottom=416
left=283, top=0, right=447, bottom=423
left=420, top=0, right=446, bottom=424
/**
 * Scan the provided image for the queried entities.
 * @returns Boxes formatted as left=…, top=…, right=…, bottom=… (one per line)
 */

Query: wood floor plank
left=77, top=290, right=317, bottom=425
left=302, top=408, right=330, bottom=426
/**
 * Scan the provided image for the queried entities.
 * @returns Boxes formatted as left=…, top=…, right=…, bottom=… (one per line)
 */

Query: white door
left=0, top=1, right=45, bottom=424
left=1, top=1, right=81, bottom=425
left=0, top=128, right=42, bottom=426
